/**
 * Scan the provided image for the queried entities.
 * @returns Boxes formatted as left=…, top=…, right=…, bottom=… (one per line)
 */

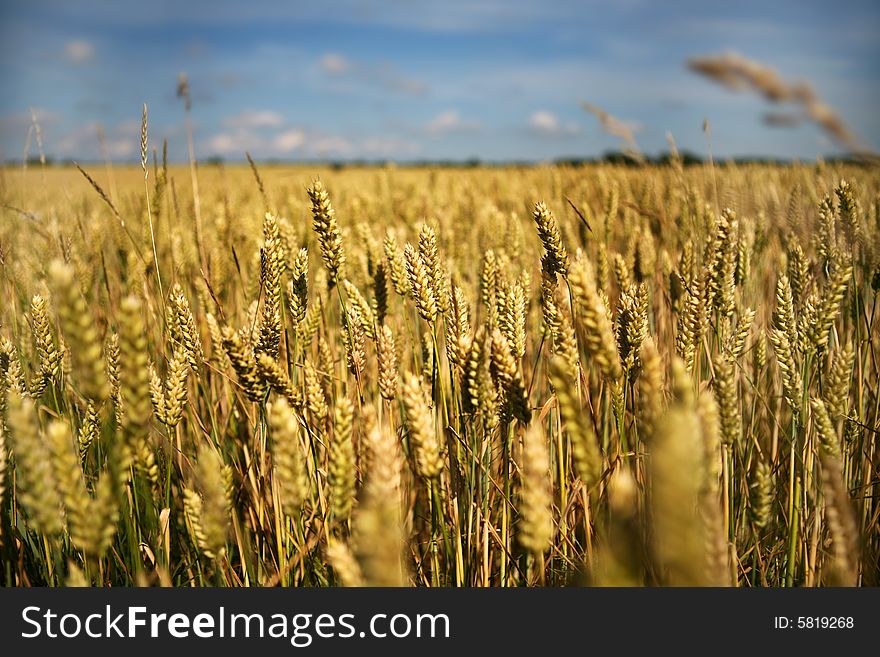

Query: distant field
left=0, top=161, right=877, bottom=586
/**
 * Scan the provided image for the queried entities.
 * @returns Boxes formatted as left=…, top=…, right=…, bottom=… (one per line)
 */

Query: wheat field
left=0, top=152, right=877, bottom=587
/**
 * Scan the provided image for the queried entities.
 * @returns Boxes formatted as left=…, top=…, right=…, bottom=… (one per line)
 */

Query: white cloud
left=424, top=110, right=480, bottom=135
left=425, top=111, right=460, bottom=134
left=96, top=139, right=134, bottom=159
left=206, top=109, right=420, bottom=158
left=205, top=128, right=290, bottom=155
left=205, top=126, right=421, bottom=159
left=205, top=132, right=248, bottom=154
left=529, top=110, right=581, bottom=137
left=209, top=111, right=295, bottom=154
left=222, top=110, right=284, bottom=130
left=320, top=53, right=352, bottom=75
left=529, top=110, right=559, bottom=133
left=63, top=40, right=95, bottom=64
left=273, top=129, right=306, bottom=152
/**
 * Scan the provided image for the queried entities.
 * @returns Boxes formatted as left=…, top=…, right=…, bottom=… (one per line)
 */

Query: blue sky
left=1, top=0, right=878, bottom=162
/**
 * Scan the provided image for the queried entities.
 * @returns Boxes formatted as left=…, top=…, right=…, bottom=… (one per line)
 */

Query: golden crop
left=0, top=159, right=877, bottom=587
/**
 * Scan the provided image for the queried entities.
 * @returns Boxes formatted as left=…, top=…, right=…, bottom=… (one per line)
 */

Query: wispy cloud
left=63, top=39, right=95, bottom=64
left=207, top=110, right=293, bottom=154
left=272, top=129, right=306, bottom=152
left=206, top=111, right=419, bottom=158
left=56, top=120, right=137, bottom=159
left=424, top=110, right=480, bottom=135
left=17, top=1, right=595, bottom=34
left=309, top=136, right=353, bottom=156
left=0, top=108, right=60, bottom=137
left=528, top=111, right=581, bottom=137
left=222, top=110, right=285, bottom=130
left=204, top=131, right=256, bottom=155
left=318, top=52, right=427, bottom=96
left=319, top=53, right=352, bottom=75
left=206, top=130, right=303, bottom=155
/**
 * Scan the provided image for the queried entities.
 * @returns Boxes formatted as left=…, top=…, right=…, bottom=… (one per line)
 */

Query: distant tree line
left=3, top=151, right=874, bottom=168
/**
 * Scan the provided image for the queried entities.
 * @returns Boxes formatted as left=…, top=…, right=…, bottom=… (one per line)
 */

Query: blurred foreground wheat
left=0, top=158, right=877, bottom=587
